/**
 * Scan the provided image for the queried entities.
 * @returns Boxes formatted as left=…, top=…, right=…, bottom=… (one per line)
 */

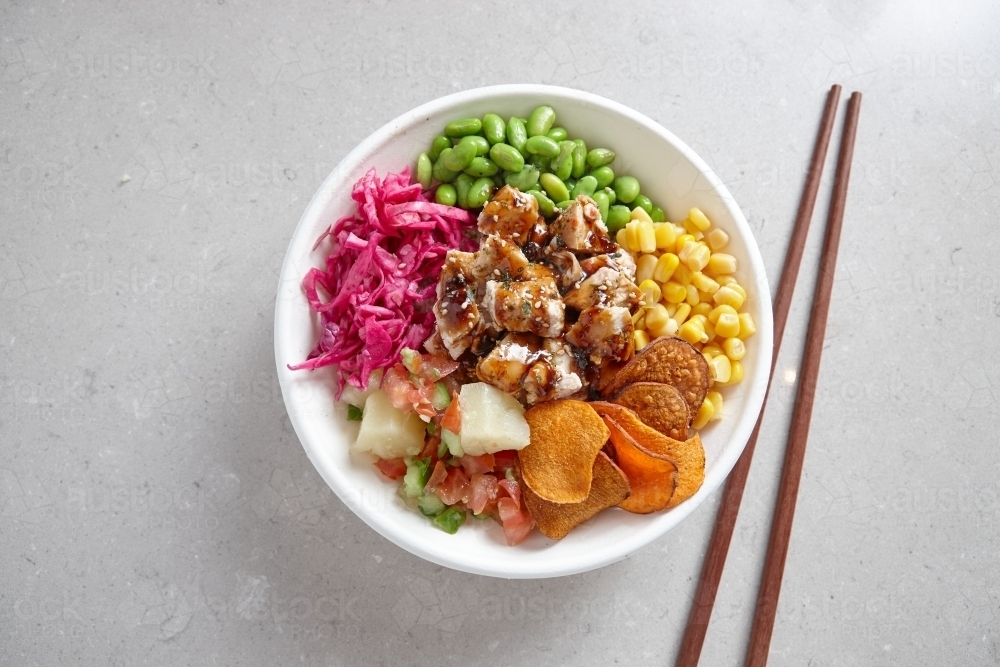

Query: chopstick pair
left=675, top=85, right=863, bottom=667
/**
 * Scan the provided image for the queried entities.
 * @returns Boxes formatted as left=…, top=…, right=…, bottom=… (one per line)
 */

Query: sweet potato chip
left=518, top=452, right=630, bottom=540
left=601, top=415, right=678, bottom=514
left=518, top=400, right=610, bottom=504
left=600, top=336, right=710, bottom=415
left=612, top=382, right=691, bottom=440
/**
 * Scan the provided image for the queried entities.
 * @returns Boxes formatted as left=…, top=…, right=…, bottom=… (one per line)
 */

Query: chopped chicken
left=565, top=305, right=634, bottom=364
left=547, top=249, right=582, bottom=290
left=475, top=332, right=541, bottom=395
left=547, top=196, right=614, bottom=255
left=471, top=233, right=529, bottom=281
left=482, top=275, right=564, bottom=338
left=433, top=250, right=484, bottom=359
left=522, top=338, right=585, bottom=404
left=581, top=251, right=637, bottom=282
left=478, top=185, right=539, bottom=242
left=563, top=265, right=642, bottom=311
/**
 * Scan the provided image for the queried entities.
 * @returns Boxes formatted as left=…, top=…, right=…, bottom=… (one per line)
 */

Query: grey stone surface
left=2, top=1, right=998, bottom=665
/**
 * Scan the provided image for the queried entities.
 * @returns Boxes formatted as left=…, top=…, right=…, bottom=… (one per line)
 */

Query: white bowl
left=274, top=85, right=772, bottom=579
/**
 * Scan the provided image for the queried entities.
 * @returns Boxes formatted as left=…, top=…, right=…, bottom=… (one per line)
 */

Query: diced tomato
left=498, top=477, right=521, bottom=509
left=468, top=473, right=499, bottom=515
left=497, top=497, right=534, bottom=545
left=492, top=450, right=518, bottom=474
left=502, top=511, right=534, bottom=546
left=434, top=467, right=470, bottom=505
left=424, top=460, right=448, bottom=494
left=440, top=392, right=461, bottom=433
left=459, top=453, right=495, bottom=476
left=420, top=435, right=441, bottom=459
left=414, top=354, right=460, bottom=382
left=373, top=457, right=408, bottom=480
left=382, top=362, right=436, bottom=419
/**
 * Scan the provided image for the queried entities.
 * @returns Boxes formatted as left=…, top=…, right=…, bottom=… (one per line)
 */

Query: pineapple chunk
left=351, top=389, right=425, bottom=459
left=459, top=382, right=531, bottom=456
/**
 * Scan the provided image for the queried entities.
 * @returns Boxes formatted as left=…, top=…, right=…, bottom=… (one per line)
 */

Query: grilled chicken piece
left=565, top=305, right=634, bottom=364
left=563, top=265, right=642, bottom=311
left=475, top=332, right=541, bottom=396
left=433, top=250, right=484, bottom=359
left=547, top=196, right=614, bottom=255
left=471, top=234, right=529, bottom=281
left=482, top=275, right=564, bottom=338
left=580, top=251, right=637, bottom=282
left=547, top=249, right=582, bottom=290
left=522, top=338, right=585, bottom=404
left=478, top=185, right=539, bottom=242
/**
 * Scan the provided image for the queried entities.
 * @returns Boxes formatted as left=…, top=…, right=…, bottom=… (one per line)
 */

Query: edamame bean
left=466, top=177, right=494, bottom=208
left=526, top=105, right=556, bottom=137
left=455, top=174, right=474, bottom=209
left=546, top=126, right=568, bottom=142
left=604, top=186, right=616, bottom=205
left=416, top=153, right=432, bottom=189
left=464, top=157, right=499, bottom=178
left=489, top=143, right=525, bottom=172
left=435, top=184, right=457, bottom=206
left=433, top=149, right=459, bottom=183
left=482, top=113, right=506, bottom=145
left=539, top=172, right=569, bottom=203
left=429, top=135, right=451, bottom=162
left=651, top=205, right=666, bottom=222
left=612, top=175, right=640, bottom=203
left=590, top=165, right=615, bottom=189
left=570, top=175, right=598, bottom=198
left=556, top=200, right=574, bottom=210
left=461, top=135, right=490, bottom=157
left=550, top=141, right=575, bottom=181
left=443, top=140, right=477, bottom=171
left=571, top=139, right=587, bottom=179
left=527, top=189, right=555, bottom=217
left=606, top=205, right=630, bottom=234
left=505, top=165, right=540, bottom=190
left=564, top=177, right=576, bottom=192
left=586, top=148, right=616, bottom=169
left=524, top=135, right=560, bottom=158
left=591, top=190, right=610, bottom=221
left=633, top=194, right=653, bottom=215
left=506, top=117, right=528, bottom=152
left=444, top=118, right=483, bottom=137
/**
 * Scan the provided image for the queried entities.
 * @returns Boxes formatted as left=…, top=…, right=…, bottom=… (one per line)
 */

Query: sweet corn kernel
left=633, top=329, right=651, bottom=350
left=679, top=319, right=708, bottom=345
left=664, top=318, right=680, bottom=336
left=683, top=217, right=704, bottom=237
left=673, top=302, right=692, bottom=326
left=702, top=343, right=723, bottom=360
left=672, top=263, right=693, bottom=286
left=630, top=206, right=653, bottom=223
left=723, top=337, right=746, bottom=361
left=683, top=242, right=711, bottom=272
left=644, top=303, right=670, bottom=335
left=715, top=312, right=741, bottom=338
left=702, top=318, right=716, bottom=340
left=664, top=302, right=678, bottom=317
left=639, top=279, right=662, bottom=307
left=707, top=252, right=737, bottom=275
left=692, top=398, right=714, bottom=429
left=716, top=274, right=737, bottom=286
left=689, top=314, right=708, bottom=328
left=706, top=390, right=724, bottom=420
left=616, top=228, right=628, bottom=249
left=685, top=284, right=700, bottom=306
left=708, top=304, right=738, bottom=325
left=624, top=220, right=641, bottom=253
left=738, top=312, right=757, bottom=339
left=663, top=281, right=687, bottom=304
left=631, top=308, right=646, bottom=326
left=688, top=207, right=712, bottom=231
left=638, top=220, right=657, bottom=253
left=708, top=354, right=732, bottom=383
left=675, top=233, right=696, bottom=254
left=653, top=253, right=680, bottom=282
left=635, top=254, right=659, bottom=285
left=654, top=223, right=677, bottom=250
left=698, top=290, right=714, bottom=304
left=728, top=282, right=747, bottom=301
left=713, top=285, right=745, bottom=310
left=691, top=302, right=712, bottom=318
left=691, top=272, right=720, bottom=295
left=706, top=228, right=730, bottom=251
left=726, top=360, right=744, bottom=385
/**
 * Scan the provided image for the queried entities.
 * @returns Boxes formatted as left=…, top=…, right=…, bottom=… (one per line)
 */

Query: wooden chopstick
left=674, top=84, right=843, bottom=667
left=744, top=91, right=863, bottom=667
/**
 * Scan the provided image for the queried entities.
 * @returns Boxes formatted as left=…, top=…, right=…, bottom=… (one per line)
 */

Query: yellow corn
left=702, top=343, right=723, bottom=360
left=633, top=329, right=651, bottom=351
left=698, top=290, right=715, bottom=304
left=691, top=397, right=714, bottom=429
left=687, top=243, right=712, bottom=272
left=683, top=218, right=704, bottom=237
left=644, top=303, right=670, bottom=336
left=624, top=220, right=640, bottom=252
left=689, top=314, right=708, bottom=328
left=672, top=262, right=693, bottom=286
left=706, top=228, right=729, bottom=251
left=663, top=280, right=687, bottom=304
left=635, top=253, right=659, bottom=285
left=664, top=302, right=677, bottom=317
left=713, top=285, right=745, bottom=310
left=725, top=360, right=744, bottom=385
left=706, top=390, right=724, bottom=420
left=708, top=304, right=738, bottom=324
left=616, top=228, right=628, bottom=249
left=738, top=312, right=757, bottom=339
left=685, top=284, right=700, bottom=306
left=675, top=233, right=696, bottom=254
left=708, top=354, right=732, bottom=383
left=653, top=253, right=679, bottom=282
left=631, top=308, right=646, bottom=326
left=691, top=302, right=712, bottom=318
left=723, top=337, right=746, bottom=361
left=638, top=220, right=657, bottom=253
left=702, top=317, right=716, bottom=340
left=708, top=252, right=738, bottom=275
left=728, top=282, right=747, bottom=301
left=691, top=272, right=720, bottom=295
left=639, top=279, right=661, bottom=307
left=679, top=319, right=708, bottom=345
left=716, top=274, right=737, bottom=286
left=715, top=312, right=741, bottom=338
left=630, top=206, right=653, bottom=223
left=688, top=207, right=712, bottom=231
left=673, top=302, right=692, bottom=326
left=654, top=223, right=677, bottom=250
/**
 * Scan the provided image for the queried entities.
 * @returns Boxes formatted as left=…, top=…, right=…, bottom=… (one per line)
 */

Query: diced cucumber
left=400, top=347, right=420, bottom=374
left=418, top=494, right=446, bottom=517
left=441, top=428, right=464, bottom=458
left=431, top=382, right=452, bottom=412
left=401, top=458, right=431, bottom=498
left=432, top=507, right=466, bottom=534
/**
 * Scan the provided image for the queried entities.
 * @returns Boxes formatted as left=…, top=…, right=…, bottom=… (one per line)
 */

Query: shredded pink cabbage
left=289, top=167, right=477, bottom=398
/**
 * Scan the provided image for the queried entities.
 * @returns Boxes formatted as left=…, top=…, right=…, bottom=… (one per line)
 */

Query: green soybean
left=604, top=186, right=617, bottom=205
left=633, top=194, right=653, bottom=215
left=651, top=205, right=666, bottom=222
left=489, top=143, right=525, bottom=172
left=444, top=117, right=482, bottom=137
left=591, top=190, right=610, bottom=221
left=546, top=126, right=568, bottom=142
left=466, top=177, right=494, bottom=208
left=416, top=153, right=432, bottom=189
left=429, top=135, right=451, bottom=162
left=586, top=148, right=616, bottom=169
left=455, top=174, right=474, bottom=209
left=506, top=117, right=528, bottom=152
left=492, top=173, right=505, bottom=188
left=482, top=113, right=506, bottom=145
left=526, top=105, right=556, bottom=137
left=525, top=135, right=560, bottom=158
left=527, top=189, right=555, bottom=217
left=443, top=139, right=476, bottom=171
left=590, top=165, right=615, bottom=189
left=613, top=175, right=640, bottom=203
left=550, top=141, right=576, bottom=181
left=556, top=200, right=574, bottom=210
left=527, top=153, right=550, bottom=172
left=433, top=149, right=459, bottom=183
left=464, top=156, right=498, bottom=178
left=570, top=175, right=598, bottom=198
left=435, top=184, right=457, bottom=206
left=564, top=177, right=576, bottom=192
left=606, top=205, right=631, bottom=234
left=505, top=164, right=540, bottom=190
left=571, top=139, right=588, bottom=179
left=461, top=135, right=490, bottom=157
left=539, top=172, right=569, bottom=203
